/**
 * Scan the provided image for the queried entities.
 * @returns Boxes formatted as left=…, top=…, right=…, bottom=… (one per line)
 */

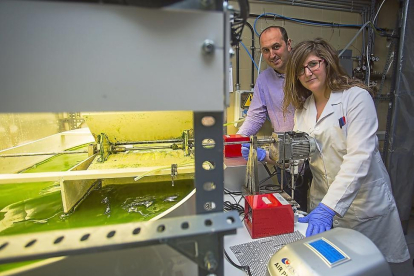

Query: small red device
left=223, top=134, right=250, bottom=158
left=244, top=193, right=294, bottom=239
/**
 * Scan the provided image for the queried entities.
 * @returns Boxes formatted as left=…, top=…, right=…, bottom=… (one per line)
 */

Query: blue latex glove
left=241, top=143, right=266, bottom=161
left=298, top=203, right=335, bottom=237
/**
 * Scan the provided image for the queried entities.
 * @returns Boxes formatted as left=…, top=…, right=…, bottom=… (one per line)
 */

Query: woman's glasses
left=298, top=59, right=324, bottom=76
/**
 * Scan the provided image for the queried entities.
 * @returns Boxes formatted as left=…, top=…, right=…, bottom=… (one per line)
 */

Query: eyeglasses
left=298, top=59, right=324, bottom=76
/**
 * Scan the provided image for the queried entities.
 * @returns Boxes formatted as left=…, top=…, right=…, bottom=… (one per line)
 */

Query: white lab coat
left=294, top=86, right=410, bottom=263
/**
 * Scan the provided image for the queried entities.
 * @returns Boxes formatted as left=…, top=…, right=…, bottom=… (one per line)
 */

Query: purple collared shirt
left=237, top=68, right=294, bottom=136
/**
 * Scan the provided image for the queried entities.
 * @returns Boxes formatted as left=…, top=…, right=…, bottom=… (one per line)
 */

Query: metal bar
left=0, top=151, right=88, bottom=157
left=338, top=21, right=370, bottom=57
left=289, top=0, right=368, bottom=9
left=280, top=134, right=286, bottom=192
left=291, top=168, right=295, bottom=199
left=362, top=10, right=367, bottom=57
left=115, top=139, right=184, bottom=145
left=386, top=0, right=409, bottom=167
left=0, top=139, right=280, bottom=158
left=236, top=44, right=240, bottom=90
left=251, top=0, right=371, bottom=7
left=244, top=21, right=256, bottom=88
left=224, top=138, right=275, bottom=146
left=0, top=211, right=241, bottom=266
left=259, top=0, right=372, bottom=5
left=194, top=112, right=224, bottom=214
left=249, top=13, right=364, bottom=30
left=252, top=0, right=366, bottom=12
left=129, top=146, right=182, bottom=151
left=382, top=28, right=400, bottom=160
left=0, top=166, right=195, bottom=185
left=364, top=0, right=376, bottom=86
left=252, top=136, right=260, bottom=194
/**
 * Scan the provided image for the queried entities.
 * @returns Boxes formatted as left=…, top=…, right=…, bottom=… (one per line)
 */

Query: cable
left=366, top=45, right=371, bottom=86
left=230, top=0, right=250, bottom=46
left=338, top=21, right=370, bottom=57
left=224, top=249, right=252, bottom=276
left=224, top=201, right=244, bottom=215
left=253, top=12, right=364, bottom=37
left=252, top=10, right=388, bottom=59
left=224, top=188, right=243, bottom=196
left=240, top=41, right=259, bottom=71
left=224, top=188, right=245, bottom=216
left=373, top=0, right=387, bottom=23
left=260, top=184, right=282, bottom=193
left=258, top=52, right=263, bottom=75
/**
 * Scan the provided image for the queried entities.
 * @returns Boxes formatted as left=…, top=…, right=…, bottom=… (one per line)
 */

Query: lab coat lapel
left=316, top=91, right=343, bottom=124
left=303, top=95, right=317, bottom=131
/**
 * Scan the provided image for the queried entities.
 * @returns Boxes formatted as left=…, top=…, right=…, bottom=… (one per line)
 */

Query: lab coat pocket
left=329, top=126, right=347, bottom=155
left=353, top=178, right=391, bottom=221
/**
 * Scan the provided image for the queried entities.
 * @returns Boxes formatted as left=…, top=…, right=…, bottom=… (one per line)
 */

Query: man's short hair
left=259, top=26, right=289, bottom=45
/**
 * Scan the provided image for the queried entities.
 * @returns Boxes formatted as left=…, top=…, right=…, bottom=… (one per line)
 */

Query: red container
left=223, top=134, right=250, bottom=158
left=244, top=193, right=294, bottom=239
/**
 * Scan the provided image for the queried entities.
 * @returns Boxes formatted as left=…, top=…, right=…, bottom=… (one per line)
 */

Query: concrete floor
left=389, top=215, right=414, bottom=276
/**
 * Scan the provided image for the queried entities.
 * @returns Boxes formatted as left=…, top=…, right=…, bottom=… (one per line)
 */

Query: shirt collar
left=273, top=69, right=285, bottom=78
left=303, top=90, right=343, bottom=110
left=329, top=91, right=343, bottom=105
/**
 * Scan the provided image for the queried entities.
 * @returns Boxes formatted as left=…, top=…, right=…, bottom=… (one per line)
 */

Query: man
left=237, top=26, right=294, bottom=136
left=238, top=26, right=309, bottom=211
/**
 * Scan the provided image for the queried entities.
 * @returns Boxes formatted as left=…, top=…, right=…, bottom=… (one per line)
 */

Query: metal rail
left=0, top=211, right=241, bottom=269
left=0, top=151, right=88, bottom=158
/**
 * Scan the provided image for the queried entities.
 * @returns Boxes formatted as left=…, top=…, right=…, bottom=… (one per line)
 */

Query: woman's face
left=298, top=54, right=327, bottom=95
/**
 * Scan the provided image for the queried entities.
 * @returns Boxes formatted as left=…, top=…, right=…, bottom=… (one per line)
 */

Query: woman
left=283, top=38, right=409, bottom=263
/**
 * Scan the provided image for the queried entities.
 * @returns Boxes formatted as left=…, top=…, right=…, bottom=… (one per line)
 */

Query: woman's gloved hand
left=241, top=144, right=266, bottom=161
left=298, top=203, right=335, bottom=237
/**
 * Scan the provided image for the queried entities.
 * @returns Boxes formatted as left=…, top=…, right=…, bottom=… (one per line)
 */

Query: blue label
left=308, top=239, right=346, bottom=264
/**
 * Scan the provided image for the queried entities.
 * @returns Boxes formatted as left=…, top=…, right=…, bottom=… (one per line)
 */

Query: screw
left=229, top=48, right=235, bottom=58
left=202, top=39, right=215, bottom=55
left=204, top=251, right=218, bottom=272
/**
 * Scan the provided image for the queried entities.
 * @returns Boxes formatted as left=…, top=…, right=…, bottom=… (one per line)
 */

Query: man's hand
left=241, top=143, right=266, bottom=161
left=298, top=203, right=335, bottom=237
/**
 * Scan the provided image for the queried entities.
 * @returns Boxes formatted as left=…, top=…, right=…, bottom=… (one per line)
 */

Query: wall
left=0, top=113, right=61, bottom=151
left=0, top=113, right=85, bottom=152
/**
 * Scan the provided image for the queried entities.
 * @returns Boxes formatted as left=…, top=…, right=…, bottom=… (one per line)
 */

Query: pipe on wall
left=235, top=22, right=256, bottom=90
left=250, top=0, right=370, bottom=12
left=245, top=22, right=256, bottom=89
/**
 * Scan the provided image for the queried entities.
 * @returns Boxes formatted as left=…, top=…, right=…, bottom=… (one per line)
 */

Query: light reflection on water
left=0, top=181, right=192, bottom=236
left=0, top=150, right=193, bottom=236
left=0, top=147, right=194, bottom=273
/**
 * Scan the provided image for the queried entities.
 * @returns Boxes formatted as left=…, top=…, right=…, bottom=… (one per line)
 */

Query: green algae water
left=0, top=150, right=194, bottom=274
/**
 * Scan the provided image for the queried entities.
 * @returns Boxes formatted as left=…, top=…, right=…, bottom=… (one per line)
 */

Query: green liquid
left=0, top=151, right=193, bottom=273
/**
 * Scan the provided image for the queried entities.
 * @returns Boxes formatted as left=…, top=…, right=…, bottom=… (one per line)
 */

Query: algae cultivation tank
left=0, top=111, right=197, bottom=275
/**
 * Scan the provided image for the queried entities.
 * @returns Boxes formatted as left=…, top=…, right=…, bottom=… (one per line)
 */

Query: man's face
left=260, top=28, right=292, bottom=74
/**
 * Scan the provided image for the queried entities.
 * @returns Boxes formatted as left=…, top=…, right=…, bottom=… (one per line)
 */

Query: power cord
left=224, top=249, right=252, bottom=276
left=224, top=188, right=245, bottom=216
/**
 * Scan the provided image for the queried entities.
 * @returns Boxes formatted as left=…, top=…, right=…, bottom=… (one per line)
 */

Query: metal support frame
left=386, top=0, right=414, bottom=228
left=194, top=112, right=225, bottom=215
left=0, top=1, right=239, bottom=275
left=0, top=211, right=241, bottom=270
left=364, top=0, right=376, bottom=86
left=382, top=16, right=402, bottom=161
left=0, top=111, right=237, bottom=275
left=245, top=136, right=259, bottom=195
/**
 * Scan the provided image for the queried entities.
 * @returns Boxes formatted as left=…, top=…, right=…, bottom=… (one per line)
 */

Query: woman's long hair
left=283, top=38, right=372, bottom=113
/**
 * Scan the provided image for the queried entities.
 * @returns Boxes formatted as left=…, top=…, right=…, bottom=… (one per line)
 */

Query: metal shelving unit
left=0, top=1, right=241, bottom=275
